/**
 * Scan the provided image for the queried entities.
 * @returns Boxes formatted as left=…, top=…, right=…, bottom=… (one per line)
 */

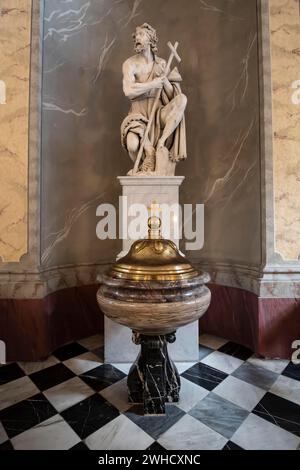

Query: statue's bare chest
left=134, top=61, right=154, bottom=83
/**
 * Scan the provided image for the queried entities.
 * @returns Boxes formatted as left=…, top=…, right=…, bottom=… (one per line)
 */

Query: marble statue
left=121, top=23, right=187, bottom=176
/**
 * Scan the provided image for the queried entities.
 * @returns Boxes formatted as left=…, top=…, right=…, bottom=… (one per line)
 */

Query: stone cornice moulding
left=0, top=262, right=111, bottom=299
left=1, top=259, right=300, bottom=299
left=195, top=260, right=300, bottom=298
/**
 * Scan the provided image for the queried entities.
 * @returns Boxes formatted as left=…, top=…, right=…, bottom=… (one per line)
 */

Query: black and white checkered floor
left=1, top=334, right=300, bottom=450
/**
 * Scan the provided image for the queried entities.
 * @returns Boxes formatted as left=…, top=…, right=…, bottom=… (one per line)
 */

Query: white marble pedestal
left=104, top=176, right=199, bottom=363
left=117, top=176, right=185, bottom=259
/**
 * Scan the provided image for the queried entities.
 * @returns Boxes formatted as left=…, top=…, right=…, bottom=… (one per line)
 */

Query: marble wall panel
left=269, top=0, right=300, bottom=261
left=41, top=0, right=261, bottom=269
left=0, top=1, right=32, bottom=262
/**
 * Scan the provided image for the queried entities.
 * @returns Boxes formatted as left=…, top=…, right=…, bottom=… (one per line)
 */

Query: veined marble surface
left=270, top=0, right=300, bottom=261
left=0, top=1, right=32, bottom=262
left=41, top=0, right=261, bottom=271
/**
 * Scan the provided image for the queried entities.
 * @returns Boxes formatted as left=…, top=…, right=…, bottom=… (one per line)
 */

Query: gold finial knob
left=147, top=201, right=162, bottom=239
left=148, top=215, right=162, bottom=239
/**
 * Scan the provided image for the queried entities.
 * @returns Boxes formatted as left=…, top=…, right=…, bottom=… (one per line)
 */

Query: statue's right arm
left=122, top=60, right=163, bottom=99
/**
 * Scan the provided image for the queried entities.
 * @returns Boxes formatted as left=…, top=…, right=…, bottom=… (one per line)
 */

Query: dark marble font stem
left=127, top=331, right=181, bottom=415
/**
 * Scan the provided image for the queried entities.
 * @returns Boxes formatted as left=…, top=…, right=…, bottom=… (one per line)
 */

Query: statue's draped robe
left=121, top=57, right=187, bottom=165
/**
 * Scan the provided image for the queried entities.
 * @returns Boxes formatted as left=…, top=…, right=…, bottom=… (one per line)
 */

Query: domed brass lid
left=107, top=215, right=200, bottom=281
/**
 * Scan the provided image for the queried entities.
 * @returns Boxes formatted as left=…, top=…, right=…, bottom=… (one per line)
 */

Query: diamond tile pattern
left=0, top=334, right=299, bottom=450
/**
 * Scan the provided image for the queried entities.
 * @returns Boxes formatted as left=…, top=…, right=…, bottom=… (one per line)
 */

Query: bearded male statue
left=121, top=23, right=187, bottom=176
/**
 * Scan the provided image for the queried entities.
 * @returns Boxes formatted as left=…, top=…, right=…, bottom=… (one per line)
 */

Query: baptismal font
left=97, top=23, right=211, bottom=415
left=97, top=214, right=211, bottom=415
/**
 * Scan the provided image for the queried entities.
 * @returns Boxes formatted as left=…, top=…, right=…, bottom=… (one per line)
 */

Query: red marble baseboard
left=257, top=297, right=300, bottom=358
left=1, top=283, right=299, bottom=361
left=200, top=284, right=300, bottom=359
left=199, top=284, right=259, bottom=352
left=0, top=285, right=103, bottom=362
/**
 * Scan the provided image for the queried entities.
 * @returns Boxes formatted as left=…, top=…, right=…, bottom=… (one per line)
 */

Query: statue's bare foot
left=141, top=145, right=155, bottom=172
left=127, top=167, right=156, bottom=176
